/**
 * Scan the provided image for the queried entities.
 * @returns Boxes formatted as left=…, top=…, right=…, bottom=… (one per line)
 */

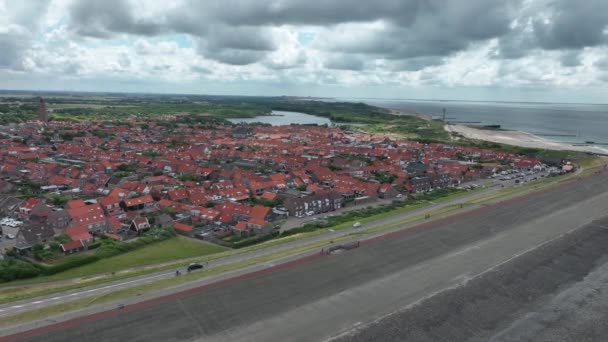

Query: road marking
left=0, top=273, right=171, bottom=316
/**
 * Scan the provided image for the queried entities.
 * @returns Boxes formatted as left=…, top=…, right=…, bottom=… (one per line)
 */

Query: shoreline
left=446, top=124, right=608, bottom=155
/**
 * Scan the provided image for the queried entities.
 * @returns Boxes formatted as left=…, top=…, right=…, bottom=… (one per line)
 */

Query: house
left=122, top=195, right=156, bottom=211
left=0, top=196, right=22, bottom=217
left=19, top=198, right=41, bottom=217
left=65, top=225, right=94, bottom=244
left=250, top=205, right=271, bottom=222
left=100, top=194, right=126, bottom=218
left=260, top=192, right=277, bottom=201
left=378, top=183, right=399, bottom=199
left=405, top=161, right=429, bottom=175
left=408, top=177, right=432, bottom=193
left=60, top=240, right=85, bottom=255
left=232, top=221, right=250, bottom=236
left=15, top=222, right=56, bottom=252
left=246, top=217, right=269, bottom=233
left=155, top=214, right=173, bottom=227
left=280, top=191, right=343, bottom=217
left=172, top=222, right=193, bottom=236
left=129, top=217, right=151, bottom=233
left=106, top=216, right=127, bottom=234
left=167, top=188, right=189, bottom=202
left=430, top=174, right=452, bottom=190
left=67, top=203, right=107, bottom=233
left=47, top=209, right=70, bottom=230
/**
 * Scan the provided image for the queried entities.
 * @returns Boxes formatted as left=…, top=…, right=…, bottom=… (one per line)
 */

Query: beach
left=446, top=124, right=608, bottom=154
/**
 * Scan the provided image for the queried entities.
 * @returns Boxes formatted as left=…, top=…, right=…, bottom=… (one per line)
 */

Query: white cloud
left=0, top=0, right=607, bottom=102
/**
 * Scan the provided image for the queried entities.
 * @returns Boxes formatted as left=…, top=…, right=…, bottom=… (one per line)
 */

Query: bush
left=87, top=241, right=102, bottom=250
left=0, top=259, right=43, bottom=282
left=42, top=255, right=101, bottom=275
left=231, top=231, right=279, bottom=248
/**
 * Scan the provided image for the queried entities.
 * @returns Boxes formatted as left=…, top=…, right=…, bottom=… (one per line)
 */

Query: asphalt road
left=6, top=171, right=608, bottom=342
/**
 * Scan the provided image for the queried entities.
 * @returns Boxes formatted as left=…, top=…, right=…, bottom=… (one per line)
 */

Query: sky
left=1, top=0, right=608, bottom=103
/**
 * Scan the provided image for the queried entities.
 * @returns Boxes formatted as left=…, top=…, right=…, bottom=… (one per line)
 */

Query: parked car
left=5, top=234, right=15, bottom=239
left=352, top=222, right=362, bottom=228
left=187, top=263, right=203, bottom=272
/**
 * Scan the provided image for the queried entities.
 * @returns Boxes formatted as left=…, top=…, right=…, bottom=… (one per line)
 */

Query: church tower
left=38, top=97, right=48, bottom=123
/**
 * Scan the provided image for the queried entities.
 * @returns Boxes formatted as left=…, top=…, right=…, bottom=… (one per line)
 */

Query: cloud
left=195, top=26, right=277, bottom=65
left=314, top=0, right=519, bottom=60
left=324, top=55, right=365, bottom=70
left=532, top=0, right=608, bottom=50
left=2, top=0, right=608, bottom=102
left=388, top=57, right=445, bottom=71
left=495, top=0, right=608, bottom=59
left=68, top=0, right=163, bottom=38
left=0, top=34, right=27, bottom=69
left=0, top=0, right=50, bottom=69
left=560, top=51, right=581, bottom=67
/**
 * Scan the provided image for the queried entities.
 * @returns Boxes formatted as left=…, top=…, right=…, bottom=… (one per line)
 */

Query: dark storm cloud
left=194, top=0, right=421, bottom=26
left=532, top=0, right=608, bottom=50
left=388, top=57, right=444, bottom=71
left=69, top=0, right=163, bottom=38
left=66, top=0, right=519, bottom=65
left=495, top=0, right=608, bottom=59
left=324, top=55, right=365, bottom=71
left=65, top=0, right=607, bottom=66
left=195, top=26, right=276, bottom=65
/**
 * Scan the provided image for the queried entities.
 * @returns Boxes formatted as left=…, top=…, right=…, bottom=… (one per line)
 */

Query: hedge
left=0, top=227, right=177, bottom=283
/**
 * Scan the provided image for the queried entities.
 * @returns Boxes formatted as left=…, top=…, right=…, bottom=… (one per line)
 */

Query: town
left=0, top=102, right=572, bottom=275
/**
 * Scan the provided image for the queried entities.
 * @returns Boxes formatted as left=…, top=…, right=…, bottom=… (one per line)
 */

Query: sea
left=361, top=99, right=608, bottom=147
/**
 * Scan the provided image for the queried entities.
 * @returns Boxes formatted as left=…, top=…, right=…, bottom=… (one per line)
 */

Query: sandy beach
left=446, top=124, right=608, bottom=155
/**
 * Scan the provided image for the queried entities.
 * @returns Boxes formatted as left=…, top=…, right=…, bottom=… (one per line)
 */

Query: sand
left=446, top=124, right=608, bottom=155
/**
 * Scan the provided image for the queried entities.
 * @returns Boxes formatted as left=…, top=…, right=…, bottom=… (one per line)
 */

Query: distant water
left=360, top=99, right=608, bottom=146
left=228, top=110, right=331, bottom=126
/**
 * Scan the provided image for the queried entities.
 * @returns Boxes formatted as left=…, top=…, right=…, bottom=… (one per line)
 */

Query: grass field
left=44, top=236, right=225, bottom=280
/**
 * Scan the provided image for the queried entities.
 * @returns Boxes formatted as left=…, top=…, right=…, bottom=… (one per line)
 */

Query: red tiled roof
left=260, top=192, right=277, bottom=200
left=124, top=195, right=154, bottom=207
left=234, top=221, right=248, bottom=231
left=61, top=240, right=84, bottom=252
left=250, top=205, right=271, bottom=220
left=65, top=225, right=93, bottom=241
left=66, top=199, right=87, bottom=209
left=248, top=217, right=267, bottom=226
left=173, top=222, right=193, bottom=233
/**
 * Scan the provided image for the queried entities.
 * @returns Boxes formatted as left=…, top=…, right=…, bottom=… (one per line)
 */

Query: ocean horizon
left=356, top=99, right=608, bottom=147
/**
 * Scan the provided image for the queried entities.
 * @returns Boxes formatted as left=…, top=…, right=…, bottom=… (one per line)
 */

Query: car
left=396, top=194, right=403, bottom=198
left=5, top=234, right=15, bottom=239
left=187, top=263, right=203, bottom=272
left=352, top=222, right=362, bottom=228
